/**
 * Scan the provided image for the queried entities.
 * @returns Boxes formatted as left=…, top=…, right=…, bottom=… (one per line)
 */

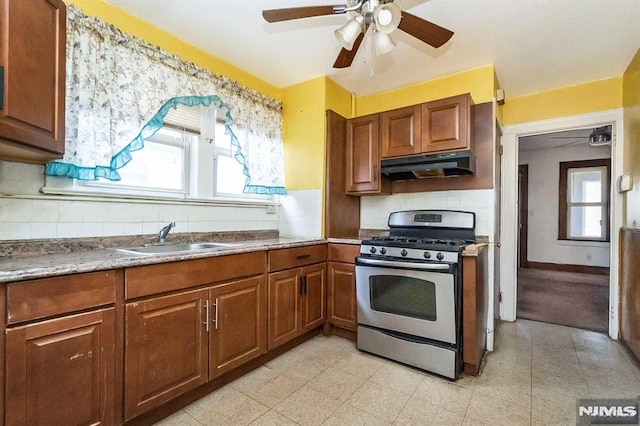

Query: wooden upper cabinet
left=345, top=114, right=391, bottom=195
left=421, top=93, right=472, bottom=153
left=0, top=0, right=66, bottom=162
left=381, top=105, right=422, bottom=158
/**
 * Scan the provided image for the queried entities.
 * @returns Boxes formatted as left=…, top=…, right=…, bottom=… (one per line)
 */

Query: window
left=558, top=159, right=610, bottom=241
left=74, top=104, right=268, bottom=202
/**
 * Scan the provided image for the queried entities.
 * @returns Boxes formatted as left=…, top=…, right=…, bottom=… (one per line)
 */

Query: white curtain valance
left=45, top=5, right=286, bottom=195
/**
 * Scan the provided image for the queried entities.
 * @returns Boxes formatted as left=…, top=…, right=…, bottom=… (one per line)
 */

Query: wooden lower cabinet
left=124, top=276, right=268, bottom=420
left=209, top=276, right=267, bottom=379
left=124, top=289, right=209, bottom=421
left=6, top=308, right=115, bottom=425
left=268, top=263, right=326, bottom=350
left=327, top=261, right=357, bottom=331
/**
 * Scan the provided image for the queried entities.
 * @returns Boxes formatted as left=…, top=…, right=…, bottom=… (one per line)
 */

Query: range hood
left=380, top=150, right=475, bottom=181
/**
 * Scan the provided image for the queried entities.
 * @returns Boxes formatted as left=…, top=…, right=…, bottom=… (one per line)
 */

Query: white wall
left=277, top=189, right=323, bottom=238
left=0, top=161, right=279, bottom=240
left=519, top=142, right=611, bottom=267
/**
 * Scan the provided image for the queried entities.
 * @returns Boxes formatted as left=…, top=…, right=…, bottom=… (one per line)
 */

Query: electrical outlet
left=266, top=205, right=277, bottom=214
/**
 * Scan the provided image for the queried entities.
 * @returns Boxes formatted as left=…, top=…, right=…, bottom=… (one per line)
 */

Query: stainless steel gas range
left=356, top=210, right=475, bottom=379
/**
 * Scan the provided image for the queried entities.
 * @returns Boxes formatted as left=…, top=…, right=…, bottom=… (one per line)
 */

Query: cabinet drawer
left=7, top=271, right=116, bottom=325
left=125, top=251, right=267, bottom=299
left=328, top=243, right=360, bottom=263
left=268, top=244, right=327, bottom=272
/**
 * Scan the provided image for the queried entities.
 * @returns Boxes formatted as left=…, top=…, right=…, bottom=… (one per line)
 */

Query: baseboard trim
left=526, top=261, right=609, bottom=276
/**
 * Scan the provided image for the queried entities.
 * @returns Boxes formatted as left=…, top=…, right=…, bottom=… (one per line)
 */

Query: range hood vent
left=380, top=150, right=475, bottom=181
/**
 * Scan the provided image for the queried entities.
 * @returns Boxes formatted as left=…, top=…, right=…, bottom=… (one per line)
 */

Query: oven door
left=356, top=258, right=457, bottom=344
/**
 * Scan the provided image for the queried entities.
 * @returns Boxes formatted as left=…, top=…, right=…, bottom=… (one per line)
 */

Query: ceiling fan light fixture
left=373, top=2, right=401, bottom=34
left=373, top=29, right=395, bottom=55
left=335, top=16, right=363, bottom=50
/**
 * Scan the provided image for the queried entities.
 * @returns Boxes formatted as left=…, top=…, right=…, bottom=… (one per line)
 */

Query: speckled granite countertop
left=0, top=237, right=325, bottom=284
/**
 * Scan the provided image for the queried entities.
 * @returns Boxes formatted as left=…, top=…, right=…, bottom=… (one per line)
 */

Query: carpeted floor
left=517, top=268, right=609, bottom=332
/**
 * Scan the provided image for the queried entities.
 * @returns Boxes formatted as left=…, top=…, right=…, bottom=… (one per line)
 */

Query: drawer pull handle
left=212, top=298, right=219, bottom=330
left=296, top=254, right=311, bottom=259
left=204, top=300, right=210, bottom=332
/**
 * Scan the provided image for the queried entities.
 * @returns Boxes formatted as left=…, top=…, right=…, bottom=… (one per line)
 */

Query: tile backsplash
left=360, top=189, right=496, bottom=237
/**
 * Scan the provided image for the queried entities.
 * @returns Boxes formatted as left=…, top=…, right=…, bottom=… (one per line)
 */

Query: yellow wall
left=282, top=78, right=327, bottom=190
left=502, top=77, right=623, bottom=125
left=623, top=47, right=640, bottom=228
left=355, top=65, right=496, bottom=116
left=64, top=0, right=282, bottom=101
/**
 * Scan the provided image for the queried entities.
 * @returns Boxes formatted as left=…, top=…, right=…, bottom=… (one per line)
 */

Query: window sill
left=30, top=187, right=278, bottom=208
left=557, top=239, right=610, bottom=248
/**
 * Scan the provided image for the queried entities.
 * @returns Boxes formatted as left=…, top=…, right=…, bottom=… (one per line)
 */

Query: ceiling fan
left=552, top=125, right=612, bottom=149
left=262, top=0, right=454, bottom=69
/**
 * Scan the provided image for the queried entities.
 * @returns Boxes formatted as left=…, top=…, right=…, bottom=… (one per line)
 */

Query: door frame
left=501, top=108, right=623, bottom=339
left=518, top=164, right=529, bottom=268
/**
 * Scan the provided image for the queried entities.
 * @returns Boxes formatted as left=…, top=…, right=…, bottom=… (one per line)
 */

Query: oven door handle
left=356, top=257, right=451, bottom=270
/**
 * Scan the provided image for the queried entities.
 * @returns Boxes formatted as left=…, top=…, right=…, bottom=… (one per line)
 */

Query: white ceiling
left=102, top=0, right=640, bottom=97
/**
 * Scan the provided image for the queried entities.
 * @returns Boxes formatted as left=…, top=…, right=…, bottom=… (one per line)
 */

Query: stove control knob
left=401, top=249, right=408, bottom=257
left=423, top=251, right=431, bottom=259
left=380, top=247, right=387, bottom=255
left=369, top=246, right=377, bottom=254
left=436, top=252, right=444, bottom=261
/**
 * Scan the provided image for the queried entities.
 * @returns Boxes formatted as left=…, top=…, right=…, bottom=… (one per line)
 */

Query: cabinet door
left=345, top=114, right=384, bottom=194
left=124, top=289, right=209, bottom=420
left=209, top=276, right=267, bottom=379
left=6, top=309, right=115, bottom=425
left=327, top=261, right=357, bottom=330
left=421, top=93, right=471, bottom=153
left=300, top=263, right=326, bottom=332
left=0, top=0, right=66, bottom=160
left=267, top=269, right=300, bottom=350
left=381, top=105, right=422, bottom=158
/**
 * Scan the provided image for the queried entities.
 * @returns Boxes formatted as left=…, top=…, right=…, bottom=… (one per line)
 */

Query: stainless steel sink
left=117, top=242, right=240, bottom=255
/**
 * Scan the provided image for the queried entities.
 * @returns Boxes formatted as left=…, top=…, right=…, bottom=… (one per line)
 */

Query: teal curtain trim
left=46, top=94, right=287, bottom=195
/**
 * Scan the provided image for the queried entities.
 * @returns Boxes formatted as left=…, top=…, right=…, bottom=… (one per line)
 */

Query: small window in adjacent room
left=558, top=158, right=610, bottom=241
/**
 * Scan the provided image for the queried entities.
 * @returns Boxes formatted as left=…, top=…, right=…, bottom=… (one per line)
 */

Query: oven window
left=369, top=276, right=436, bottom=321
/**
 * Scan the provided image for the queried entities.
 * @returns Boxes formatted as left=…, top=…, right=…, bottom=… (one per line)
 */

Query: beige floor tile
left=307, top=365, right=366, bottom=402
left=348, top=381, right=411, bottom=423
left=265, top=349, right=327, bottom=383
left=273, top=385, right=341, bottom=426
left=474, top=378, right=531, bottom=409
left=153, top=409, right=201, bottom=426
left=393, top=396, right=439, bottom=425
left=184, top=386, right=269, bottom=425
left=531, top=364, right=590, bottom=398
left=333, top=351, right=387, bottom=380
left=291, top=336, right=352, bottom=367
left=454, top=373, right=478, bottom=390
left=324, top=402, right=391, bottom=426
left=583, top=365, right=640, bottom=398
left=576, top=347, right=637, bottom=372
left=369, top=362, right=424, bottom=395
left=531, top=387, right=578, bottom=425
left=465, top=391, right=530, bottom=426
left=249, top=410, right=299, bottom=426
left=411, top=375, right=472, bottom=415
left=229, top=366, right=303, bottom=408
left=432, top=407, right=465, bottom=426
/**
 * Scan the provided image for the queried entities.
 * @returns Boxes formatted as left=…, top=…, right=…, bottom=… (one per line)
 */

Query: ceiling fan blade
left=397, top=11, right=453, bottom=48
left=556, top=139, right=589, bottom=149
left=263, top=5, right=346, bottom=23
left=333, top=33, right=365, bottom=68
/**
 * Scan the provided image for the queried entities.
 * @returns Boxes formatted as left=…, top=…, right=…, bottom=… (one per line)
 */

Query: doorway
left=515, top=127, right=611, bottom=332
left=501, top=109, right=623, bottom=338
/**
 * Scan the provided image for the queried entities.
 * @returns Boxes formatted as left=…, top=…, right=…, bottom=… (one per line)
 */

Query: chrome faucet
left=156, top=222, right=175, bottom=244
